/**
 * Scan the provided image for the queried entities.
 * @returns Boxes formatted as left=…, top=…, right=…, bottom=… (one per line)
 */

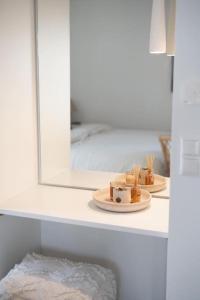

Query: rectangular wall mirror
left=36, top=0, right=172, bottom=193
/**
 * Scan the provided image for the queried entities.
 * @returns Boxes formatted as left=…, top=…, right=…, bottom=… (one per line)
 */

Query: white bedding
left=0, top=253, right=116, bottom=300
left=71, top=125, right=166, bottom=174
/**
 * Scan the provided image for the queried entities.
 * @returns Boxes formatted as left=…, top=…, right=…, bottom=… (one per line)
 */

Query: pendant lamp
left=149, top=0, right=166, bottom=54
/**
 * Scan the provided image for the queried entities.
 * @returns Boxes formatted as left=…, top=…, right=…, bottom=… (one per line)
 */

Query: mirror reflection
left=70, top=0, right=171, bottom=177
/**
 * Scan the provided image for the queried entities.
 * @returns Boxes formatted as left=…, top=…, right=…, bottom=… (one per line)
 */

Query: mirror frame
left=34, top=0, right=172, bottom=197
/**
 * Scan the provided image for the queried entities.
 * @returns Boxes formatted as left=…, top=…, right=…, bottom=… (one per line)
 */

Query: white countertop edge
left=0, top=208, right=168, bottom=239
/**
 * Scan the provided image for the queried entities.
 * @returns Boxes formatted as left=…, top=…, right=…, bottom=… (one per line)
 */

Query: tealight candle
left=113, top=186, right=132, bottom=204
left=110, top=181, right=125, bottom=200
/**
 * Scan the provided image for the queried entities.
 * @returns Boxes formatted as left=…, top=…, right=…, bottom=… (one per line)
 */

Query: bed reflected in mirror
left=36, top=0, right=172, bottom=193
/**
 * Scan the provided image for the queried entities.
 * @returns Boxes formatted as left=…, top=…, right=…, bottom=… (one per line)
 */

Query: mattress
left=0, top=253, right=117, bottom=300
left=71, top=124, right=167, bottom=174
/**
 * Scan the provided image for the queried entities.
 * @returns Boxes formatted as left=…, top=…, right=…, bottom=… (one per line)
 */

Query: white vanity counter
left=0, top=185, right=169, bottom=238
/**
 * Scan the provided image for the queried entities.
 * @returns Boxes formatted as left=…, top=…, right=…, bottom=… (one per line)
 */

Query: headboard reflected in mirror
left=35, top=0, right=173, bottom=193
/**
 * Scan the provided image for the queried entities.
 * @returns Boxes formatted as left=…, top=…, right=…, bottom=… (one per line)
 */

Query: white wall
left=71, top=0, right=172, bottom=131
left=0, top=216, right=41, bottom=279
left=0, top=0, right=38, bottom=199
left=0, top=0, right=41, bottom=278
left=167, top=1, right=200, bottom=299
left=41, top=222, right=167, bottom=300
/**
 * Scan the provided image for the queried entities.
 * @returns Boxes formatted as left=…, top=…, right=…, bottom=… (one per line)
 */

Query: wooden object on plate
left=93, top=188, right=151, bottom=213
left=139, top=168, right=154, bottom=185
left=139, top=168, right=149, bottom=185
left=139, top=155, right=155, bottom=185
left=159, top=135, right=171, bottom=177
left=124, top=166, right=142, bottom=203
left=132, top=187, right=141, bottom=203
left=132, top=165, right=141, bottom=203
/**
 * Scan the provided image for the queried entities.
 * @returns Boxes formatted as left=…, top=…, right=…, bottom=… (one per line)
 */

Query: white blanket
left=71, top=126, right=167, bottom=174
left=0, top=253, right=117, bottom=300
left=71, top=123, right=111, bottom=144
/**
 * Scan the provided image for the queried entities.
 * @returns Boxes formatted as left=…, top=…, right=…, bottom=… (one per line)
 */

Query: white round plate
left=116, top=174, right=167, bottom=193
left=93, top=188, right=151, bottom=213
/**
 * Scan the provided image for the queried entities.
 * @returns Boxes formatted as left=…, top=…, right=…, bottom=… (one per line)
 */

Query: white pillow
left=71, top=123, right=111, bottom=144
left=0, top=253, right=117, bottom=300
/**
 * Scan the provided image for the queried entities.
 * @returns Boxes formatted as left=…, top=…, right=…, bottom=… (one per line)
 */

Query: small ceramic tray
left=115, top=174, right=167, bottom=193
left=93, top=188, right=151, bottom=213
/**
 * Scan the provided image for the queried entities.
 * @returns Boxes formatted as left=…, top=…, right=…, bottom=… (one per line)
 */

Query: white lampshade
left=167, top=0, right=176, bottom=56
left=149, top=0, right=166, bottom=54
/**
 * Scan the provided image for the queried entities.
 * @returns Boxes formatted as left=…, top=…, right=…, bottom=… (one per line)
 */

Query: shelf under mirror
left=0, top=185, right=169, bottom=238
